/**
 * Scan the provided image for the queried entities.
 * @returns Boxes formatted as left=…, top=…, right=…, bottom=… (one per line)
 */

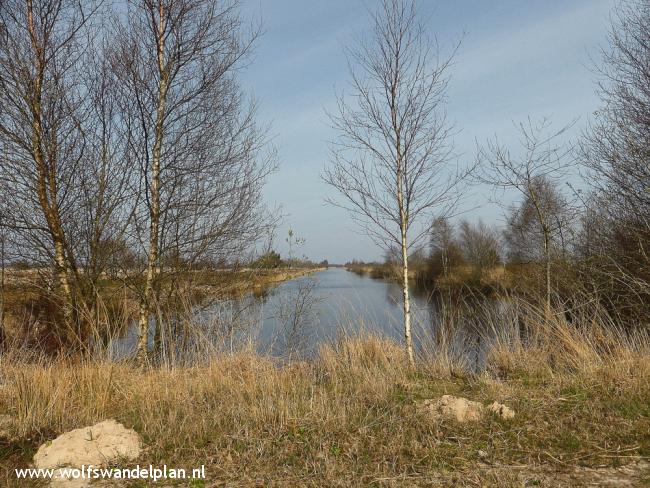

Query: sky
left=238, top=0, right=616, bottom=264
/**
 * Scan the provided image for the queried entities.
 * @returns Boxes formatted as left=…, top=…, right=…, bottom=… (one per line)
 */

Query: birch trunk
left=34, top=130, right=77, bottom=327
left=543, top=228, right=552, bottom=315
left=529, top=187, right=552, bottom=317
left=400, top=225, right=415, bottom=366
left=136, top=4, right=168, bottom=360
left=397, top=165, right=415, bottom=366
left=26, top=0, right=77, bottom=327
left=136, top=86, right=166, bottom=360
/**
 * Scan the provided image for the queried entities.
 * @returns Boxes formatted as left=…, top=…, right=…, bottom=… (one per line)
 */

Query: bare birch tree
left=0, top=0, right=95, bottom=329
left=430, top=218, right=452, bottom=274
left=477, top=120, right=574, bottom=313
left=0, top=0, right=135, bottom=347
left=429, top=217, right=461, bottom=279
left=324, top=0, right=467, bottom=365
left=111, top=0, right=274, bottom=360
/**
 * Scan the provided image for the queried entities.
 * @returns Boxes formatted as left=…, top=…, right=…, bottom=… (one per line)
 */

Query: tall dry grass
left=1, top=292, right=649, bottom=486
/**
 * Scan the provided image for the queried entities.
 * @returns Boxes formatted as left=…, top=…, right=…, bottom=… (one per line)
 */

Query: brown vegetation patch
left=0, top=329, right=647, bottom=487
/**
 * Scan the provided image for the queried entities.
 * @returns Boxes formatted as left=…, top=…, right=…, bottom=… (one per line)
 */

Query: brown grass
left=0, top=306, right=649, bottom=487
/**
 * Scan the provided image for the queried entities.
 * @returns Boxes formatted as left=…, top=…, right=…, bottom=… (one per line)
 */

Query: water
left=107, top=268, right=510, bottom=366
left=254, top=267, right=433, bottom=355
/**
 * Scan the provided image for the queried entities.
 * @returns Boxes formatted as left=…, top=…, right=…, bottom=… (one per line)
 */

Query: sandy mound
left=33, top=419, right=141, bottom=487
left=488, top=401, right=516, bottom=420
left=417, top=395, right=485, bottom=423
left=417, top=396, right=516, bottom=423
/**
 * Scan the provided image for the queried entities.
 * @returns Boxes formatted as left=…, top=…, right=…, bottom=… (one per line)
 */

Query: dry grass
left=0, top=307, right=649, bottom=487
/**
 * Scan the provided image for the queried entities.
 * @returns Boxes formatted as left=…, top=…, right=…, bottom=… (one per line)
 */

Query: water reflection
left=106, top=267, right=513, bottom=368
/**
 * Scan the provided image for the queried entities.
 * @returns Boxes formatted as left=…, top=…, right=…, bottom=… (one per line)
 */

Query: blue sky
left=239, top=0, right=615, bottom=264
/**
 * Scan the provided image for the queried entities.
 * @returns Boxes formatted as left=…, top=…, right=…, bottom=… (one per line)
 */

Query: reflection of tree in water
left=206, top=296, right=265, bottom=353
left=273, top=276, right=322, bottom=359
left=383, top=283, right=402, bottom=308
left=103, top=293, right=267, bottom=364
left=425, top=291, right=518, bottom=371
